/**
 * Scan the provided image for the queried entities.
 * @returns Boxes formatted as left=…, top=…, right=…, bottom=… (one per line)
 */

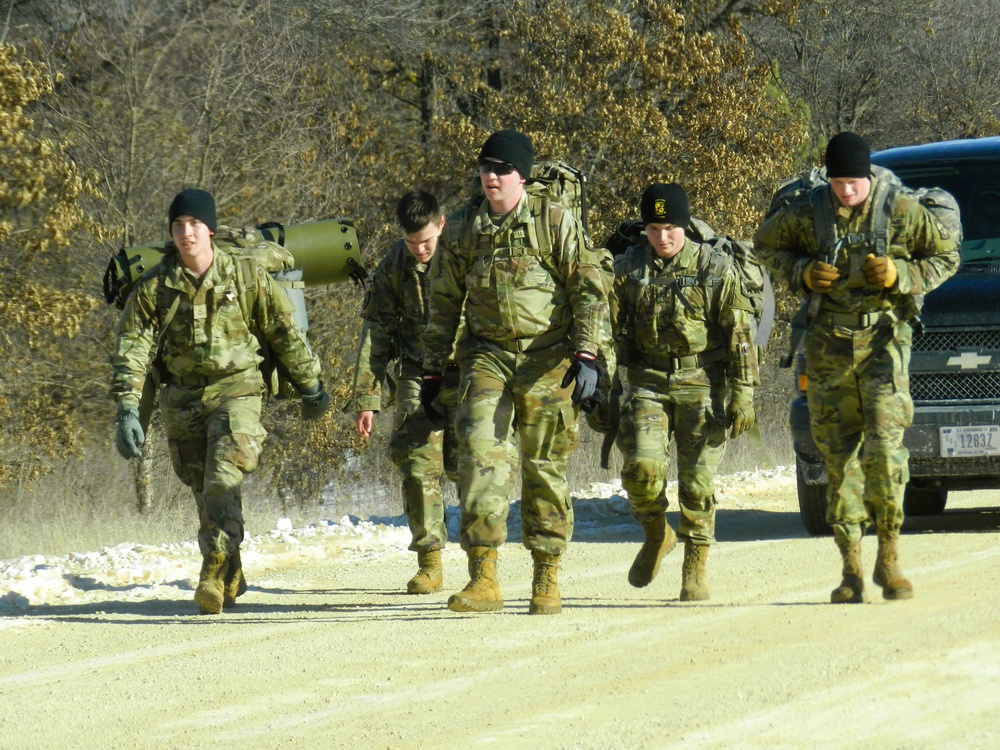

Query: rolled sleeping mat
left=257, top=217, right=363, bottom=288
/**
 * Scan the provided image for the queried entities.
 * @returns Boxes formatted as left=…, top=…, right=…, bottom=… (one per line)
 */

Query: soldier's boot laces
left=831, top=540, right=865, bottom=604
left=407, top=549, right=444, bottom=595
left=628, top=514, right=677, bottom=588
left=873, top=529, right=914, bottom=600
left=528, top=551, right=561, bottom=615
left=194, top=551, right=229, bottom=615
left=223, top=548, right=248, bottom=609
left=447, top=547, right=503, bottom=613
left=679, top=542, right=710, bottom=602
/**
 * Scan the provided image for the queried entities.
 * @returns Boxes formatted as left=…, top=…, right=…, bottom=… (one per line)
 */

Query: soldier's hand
left=726, top=395, right=756, bottom=439
left=803, top=260, right=840, bottom=293
left=560, top=352, right=600, bottom=405
left=300, top=381, right=332, bottom=421
left=115, top=406, right=145, bottom=460
left=862, top=254, right=898, bottom=288
left=419, top=373, right=445, bottom=425
left=355, top=411, right=374, bottom=438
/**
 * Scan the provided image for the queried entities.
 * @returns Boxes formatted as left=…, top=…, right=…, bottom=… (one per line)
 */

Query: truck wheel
left=796, top=460, right=831, bottom=536
left=903, top=486, right=948, bottom=516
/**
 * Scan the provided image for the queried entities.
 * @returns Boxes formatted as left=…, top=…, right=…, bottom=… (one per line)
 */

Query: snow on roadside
left=0, top=468, right=793, bottom=617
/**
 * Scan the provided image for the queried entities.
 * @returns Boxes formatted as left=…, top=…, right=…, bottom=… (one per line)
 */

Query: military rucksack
left=151, top=226, right=312, bottom=402
left=768, top=163, right=962, bottom=367
left=609, top=217, right=775, bottom=348
left=765, top=163, right=962, bottom=259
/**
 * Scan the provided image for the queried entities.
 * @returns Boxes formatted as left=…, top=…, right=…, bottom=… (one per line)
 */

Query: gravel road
left=2, top=470, right=999, bottom=749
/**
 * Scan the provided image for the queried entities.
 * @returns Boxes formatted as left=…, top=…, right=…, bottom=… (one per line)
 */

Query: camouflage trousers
left=160, top=384, right=266, bottom=556
left=616, top=366, right=728, bottom=545
left=389, top=361, right=461, bottom=552
left=805, top=321, right=913, bottom=539
left=456, top=342, right=579, bottom=556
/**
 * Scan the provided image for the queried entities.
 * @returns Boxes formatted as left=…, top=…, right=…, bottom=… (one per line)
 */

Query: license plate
left=939, top=425, right=1000, bottom=457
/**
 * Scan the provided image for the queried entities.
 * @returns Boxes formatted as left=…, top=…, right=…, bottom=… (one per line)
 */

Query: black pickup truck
left=792, top=136, right=1000, bottom=535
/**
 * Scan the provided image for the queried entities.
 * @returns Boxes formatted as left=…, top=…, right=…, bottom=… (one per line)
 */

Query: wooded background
left=1, top=0, right=997, bottom=525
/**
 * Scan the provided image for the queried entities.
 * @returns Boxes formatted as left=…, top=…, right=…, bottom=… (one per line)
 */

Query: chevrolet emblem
left=946, top=351, right=992, bottom=370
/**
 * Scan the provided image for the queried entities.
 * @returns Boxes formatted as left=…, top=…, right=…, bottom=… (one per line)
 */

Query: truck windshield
left=885, top=160, right=1000, bottom=264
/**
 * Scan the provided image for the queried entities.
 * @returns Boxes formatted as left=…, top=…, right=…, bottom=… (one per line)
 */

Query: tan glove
left=803, top=260, right=840, bottom=293
left=862, top=254, right=898, bottom=288
left=726, top=391, right=756, bottom=439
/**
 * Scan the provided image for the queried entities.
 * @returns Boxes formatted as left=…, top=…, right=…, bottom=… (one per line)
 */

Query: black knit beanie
left=168, top=188, right=217, bottom=232
left=825, top=132, right=871, bottom=178
left=478, top=129, right=535, bottom=179
left=640, top=183, right=690, bottom=227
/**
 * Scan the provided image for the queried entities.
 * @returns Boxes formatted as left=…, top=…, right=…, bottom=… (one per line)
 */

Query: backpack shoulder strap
left=809, top=187, right=837, bottom=257
left=870, top=181, right=900, bottom=257
left=233, top=255, right=262, bottom=334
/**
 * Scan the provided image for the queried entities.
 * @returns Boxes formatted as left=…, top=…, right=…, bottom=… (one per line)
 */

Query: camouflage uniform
left=112, top=244, right=321, bottom=557
left=613, top=237, right=759, bottom=544
left=422, top=192, right=609, bottom=555
left=348, top=239, right=462, bottom=553
left=755, top=176, right=960, bottom=540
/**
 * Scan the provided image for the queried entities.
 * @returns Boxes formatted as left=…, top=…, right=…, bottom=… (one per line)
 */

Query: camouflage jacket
left=349, top=240, right=466, bottom=413
left=613, top=237, right=759, bottom=392
left=111, top=244, right=321, bottom=409
left=754, top=175, right=960, bottom=315
left=421, top=191, right=609, bottom=372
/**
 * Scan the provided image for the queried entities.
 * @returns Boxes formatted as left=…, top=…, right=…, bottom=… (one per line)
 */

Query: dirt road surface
left=2, top=470, right=1000, bottom=749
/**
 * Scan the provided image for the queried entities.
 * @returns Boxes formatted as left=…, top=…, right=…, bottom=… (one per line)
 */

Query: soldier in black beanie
left=419, top=128, right=610, bottom=616
left=613, top=181, right=759, bottom=603
left=755, top=131, right=960, bottom=605
left=169, top=188, right=218, bottom=233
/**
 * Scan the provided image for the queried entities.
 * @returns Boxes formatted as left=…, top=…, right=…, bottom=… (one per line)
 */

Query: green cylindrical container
left=103, top=244, right=169, bottom=307
left=257, top=217, right=361, bottom=287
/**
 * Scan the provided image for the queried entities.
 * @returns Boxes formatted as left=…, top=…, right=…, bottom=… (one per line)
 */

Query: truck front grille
left=911, top=371, right=1000, bottom=402
left=913, top=330, right=1000, bottom=352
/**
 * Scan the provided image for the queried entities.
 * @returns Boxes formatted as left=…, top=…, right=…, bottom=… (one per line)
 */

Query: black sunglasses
left=478, top=161, right=516, bottom=176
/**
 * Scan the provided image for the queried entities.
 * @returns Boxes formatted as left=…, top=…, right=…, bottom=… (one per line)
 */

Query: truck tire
left=796, top=460, right=831, bottom=536
left=903, top=485, right=948, bottom=516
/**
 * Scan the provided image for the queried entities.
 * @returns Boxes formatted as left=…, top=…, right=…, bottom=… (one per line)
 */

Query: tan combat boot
left=830, top=540, right=865, bottom=604
left=529, top=551, right=561, bottom=615
left=628, top=514, right=677, bottom=588
left=447, top=547, right=503, bottom=612
left=407, top=549, right=444, bottom=594
left=223, top=548, right=248, bottom=609
left=194, top=551, right=229, bottom=614
left=873, top=528, right=914, bottom=600
left=679, top=542, right=710, bottom=601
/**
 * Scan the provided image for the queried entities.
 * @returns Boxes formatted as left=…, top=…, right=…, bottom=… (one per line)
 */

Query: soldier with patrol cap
left=613, top=183, right=759, bottom=602
left=755, top=132, right=959, bottom=603
left=112, top=188, right=331, bottom=615
left=420, top=129, right=610, bottom=615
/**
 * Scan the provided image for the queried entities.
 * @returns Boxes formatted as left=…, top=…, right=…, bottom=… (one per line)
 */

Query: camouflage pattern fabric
left=347, top=240, right=466, bottom=552
left=112, top=245, right=321, bottom=409
left=755, top=178, right=960, bottom=536
left=456, top=344, right=578, bottom=555
left=387, top=362, right=461, bottom=552
left=111, top=244, right=322, bottom=553
left=161, top=389, right=264, bottom=556
left=422, top=192, right=608, bottom=373
left=613, top=237, right=759, bottom=544
left=422, top=191, right=609, bottom=555
left=348, top=239, right=466, bottom=411
left=754, top=177, right=960, bottom=307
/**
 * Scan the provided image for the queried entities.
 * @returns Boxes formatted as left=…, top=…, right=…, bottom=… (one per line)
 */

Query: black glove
left=115, top=406, right=145, bottom=460
left=560, top=352, right=600, bottom=406
left=419, top=372, right=445, bottom=424
left=300, top=381, right=331, bottom=421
